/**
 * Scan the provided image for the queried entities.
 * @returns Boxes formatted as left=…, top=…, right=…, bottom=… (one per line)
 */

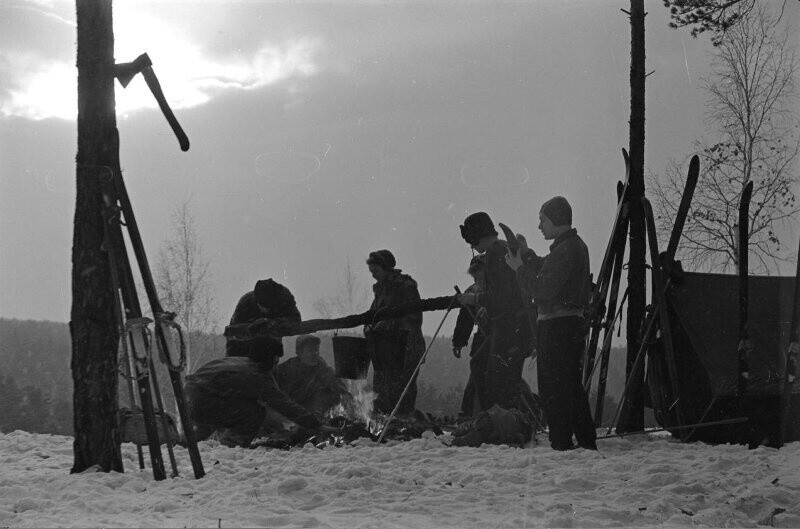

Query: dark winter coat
left=364, top=269, right=425, bottom=414
left=475, top=240, right=526, bottom=319
left=225, top=289, right=301, bottom=358
left=364, top=269, right=425, bottom=367
left=185, top=357, right=320, bottom=431
left=274, top=357, right=350, bottom=415
left=517, top=229, right=591, bottom=320
left=452, top=283, right=488, bottom=352
left=473, top=239, right=533, bottom=410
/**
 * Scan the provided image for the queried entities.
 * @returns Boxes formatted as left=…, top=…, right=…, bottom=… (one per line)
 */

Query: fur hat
left=254, top=278, right=291, bottom=309
left=460, top=212, right=497, bottom=245
left=366, top=249, right=397, bottom=271
left=540, top=196, right=572, bottom=227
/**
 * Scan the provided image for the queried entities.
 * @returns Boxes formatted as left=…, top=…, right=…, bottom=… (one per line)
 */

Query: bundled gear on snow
left=451, top=404, right=533, bottom=447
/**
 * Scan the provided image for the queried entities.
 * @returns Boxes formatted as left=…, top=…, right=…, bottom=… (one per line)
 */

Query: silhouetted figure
left=363, top=250, right=425, bottom=415
left=506, top=196, right=596, bottom=451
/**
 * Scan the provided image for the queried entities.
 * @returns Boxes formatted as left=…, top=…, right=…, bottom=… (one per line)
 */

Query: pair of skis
left=100, top=157, right=204, bottom=480
left=583, top=149, right=631, bottom=427
left=607, top=155, right=699, bottom=437
left=99, top=53, right=204, bottom=480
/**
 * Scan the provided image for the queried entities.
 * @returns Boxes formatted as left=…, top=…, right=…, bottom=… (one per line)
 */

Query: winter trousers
left=184, top=384, right=265, bottom=447
left=482, top=316, right=528, bottom=411
left=459, top=334, right=490, bottom=417
left=537, top=316, right=597, bottom=450
left=373, top=367, right=418, bottom=415
left=372, top=332, right=425, bottom=415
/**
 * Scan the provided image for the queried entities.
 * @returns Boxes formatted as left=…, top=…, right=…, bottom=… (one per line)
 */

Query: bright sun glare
left=2, top=3, right=319, bottom=121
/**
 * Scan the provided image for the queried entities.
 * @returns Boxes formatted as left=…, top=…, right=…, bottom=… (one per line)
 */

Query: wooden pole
left=71, top=0, right=123, bottom=473
left=619, top=0, right=647, bottom=433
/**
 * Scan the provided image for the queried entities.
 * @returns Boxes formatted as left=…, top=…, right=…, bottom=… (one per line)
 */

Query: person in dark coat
left=274, top=334, right=352, bottom=415
left=226, top=278, right=301, bottom=361
left=184, top=341, right=322, bottom=447
left=506, top=196, right=597, bottom=451
left=452, top=255, right=490, bottom=419
left=457, top=212, right=533, bottom=411
left=363, top=250, right=425, bottom=415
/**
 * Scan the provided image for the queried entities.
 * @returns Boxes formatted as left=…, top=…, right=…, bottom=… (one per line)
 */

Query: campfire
left=325, top=380, right=383, bottom=443
left=252, top=379, right=445, bottom=449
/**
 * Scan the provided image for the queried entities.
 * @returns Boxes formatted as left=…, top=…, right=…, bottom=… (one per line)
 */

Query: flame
left=326, top=379, right=376, bottom=424
left=325, top=379, right=389, bottom=437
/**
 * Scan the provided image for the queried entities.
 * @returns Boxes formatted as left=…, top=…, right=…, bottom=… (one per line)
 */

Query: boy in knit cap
left=505, top=196, right=597, bottom=450
left=457, top=212, right=533, bottom=412
left=274, top=334, right=351, bottom=416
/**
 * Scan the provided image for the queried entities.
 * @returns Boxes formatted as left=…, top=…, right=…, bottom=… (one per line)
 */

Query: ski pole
left=596, top=417, right=747, bottom=440
left=377, top=293, right=459, bottom=444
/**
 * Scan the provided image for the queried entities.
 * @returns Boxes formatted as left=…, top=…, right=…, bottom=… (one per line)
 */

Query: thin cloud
left=9, top=4, right=75, bottom=28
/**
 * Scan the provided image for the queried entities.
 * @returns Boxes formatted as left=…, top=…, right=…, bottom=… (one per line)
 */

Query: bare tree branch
left=651, top=5, right=799, bottom=274
left=155, top=199, right=219, bottom=372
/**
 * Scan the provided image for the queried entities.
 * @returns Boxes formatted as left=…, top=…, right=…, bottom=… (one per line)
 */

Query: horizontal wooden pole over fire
left=224, top=295, right=458, bottom=340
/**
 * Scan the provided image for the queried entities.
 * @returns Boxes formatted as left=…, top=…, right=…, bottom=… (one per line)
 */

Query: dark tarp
left=648, top=272, right=799, bottom=445
left=668, top=272, right=793, bottom=397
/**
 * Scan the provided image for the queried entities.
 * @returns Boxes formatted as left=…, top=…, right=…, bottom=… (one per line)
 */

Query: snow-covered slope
left=1, top=430, right=798, bottom=528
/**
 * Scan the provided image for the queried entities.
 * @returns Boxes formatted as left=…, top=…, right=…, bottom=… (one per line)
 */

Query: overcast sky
left=1, top=0, right=796, bottom=335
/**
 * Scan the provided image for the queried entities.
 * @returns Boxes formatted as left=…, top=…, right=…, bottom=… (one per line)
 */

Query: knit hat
left=460, top=212, right=497, bottom=245
left=366, top=249, right=397, bottom=271
left=540, top=196, right=572, bottom=227
left=295, top=334, right=321, bottom=353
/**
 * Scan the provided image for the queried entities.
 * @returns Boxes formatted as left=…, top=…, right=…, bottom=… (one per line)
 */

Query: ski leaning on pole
left=607, top=155, right=699, bottom=437
left=589, top=179, right=630, bottom=427
left=737, top=181, right=754, bottom=399
left=642, top=197, right=686, bottom=437
left=779, top=235, right=800, bottom=447
left=94, top=52, right=205, bottom=481
left=583, top=149, right=631, bottom=427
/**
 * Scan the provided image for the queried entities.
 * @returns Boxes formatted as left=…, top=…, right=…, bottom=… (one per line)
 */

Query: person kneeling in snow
left=274, top=334, right=352, bottom=416
left=185, top=337, right=324, bottom=447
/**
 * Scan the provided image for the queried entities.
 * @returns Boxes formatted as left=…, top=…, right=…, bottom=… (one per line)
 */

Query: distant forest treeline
left=0, top=318, right=631, bottom=435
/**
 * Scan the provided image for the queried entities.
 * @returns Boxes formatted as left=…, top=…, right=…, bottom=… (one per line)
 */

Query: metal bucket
left=332, top=336, right=370, bottom=379
left=368, top=329, right=408, bottom=371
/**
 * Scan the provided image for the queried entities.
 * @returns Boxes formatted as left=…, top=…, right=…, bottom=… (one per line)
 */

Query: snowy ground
left=1, top=430, right=799, bottom=528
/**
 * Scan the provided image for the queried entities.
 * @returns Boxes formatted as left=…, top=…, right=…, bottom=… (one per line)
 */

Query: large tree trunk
left=71, top=0, right=123, bottom=473
left=618, top=0, right=647, bottom=433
